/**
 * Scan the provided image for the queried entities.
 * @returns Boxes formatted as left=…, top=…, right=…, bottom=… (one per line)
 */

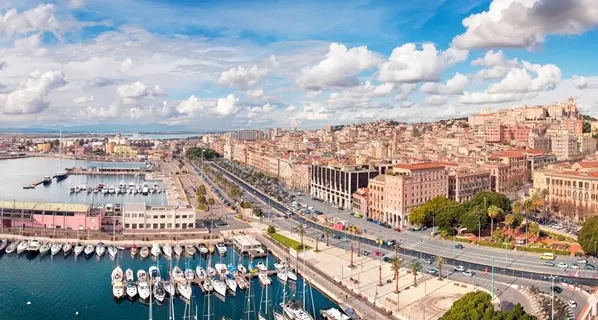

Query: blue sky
left=0, top=0, right=597, bottom=131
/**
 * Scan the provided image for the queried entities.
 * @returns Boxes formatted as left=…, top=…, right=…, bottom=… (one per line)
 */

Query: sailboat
left=55, top=130, right=68, bottom=181
left=177, top=280, right=192, bottom=302
left=137, top=270, right=150, bottom=301
left=282, top=256, right=314, bottom=320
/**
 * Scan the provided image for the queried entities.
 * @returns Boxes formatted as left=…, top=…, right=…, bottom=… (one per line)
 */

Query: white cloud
left=73, top=96, right=93, bottom=104
left=471, top=50, right=518, bottom=67
left=324, top=81, right=395, bottom=110
left=420, top=73, right=468, bottom=95
left=296, top=43, right=381, bottom=90
left=215, top=94, right=239, bottom=116
left=487, top=61, right=561, bottom=93
left=460, top=91, right=537, bottom=104
left=247, top=103, right=277, bottom=118
left=400, top=100, right=415, bottom=108
left=68, top=0, right=86, bottom=8
left=151, top=85, right=166, bottom=97
left=0, top=70, right=66, bottom=114
left=0, top=4, right=60, bottom=38
left=395, top=83, right=417, bottom=101
left=378, top=43, right=468, bottom=83
left=424, top=95, right=448, bottom=106
left=116, top=81, right=150, bottom=102
left=452, top=0, right=598, bottom=50
left=217, top=65, right=268, bottom=89
left=175, top=95, right=209, bottom=117
left=286, top=104, right=297, bottom=112
left=14, top=33, right=48, bottom=56
left=572, top=75, right=597, bottom=90
left=121, top=58, right=134, bottom=73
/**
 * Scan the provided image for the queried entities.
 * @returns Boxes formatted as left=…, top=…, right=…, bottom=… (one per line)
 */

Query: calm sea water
left=0, top=157, right=165, bottom=206
left=0, top=250, right=335, bottom=320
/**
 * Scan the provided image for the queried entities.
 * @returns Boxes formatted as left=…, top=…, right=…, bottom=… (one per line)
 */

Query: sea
left=0, top=157, right=338, bottom=319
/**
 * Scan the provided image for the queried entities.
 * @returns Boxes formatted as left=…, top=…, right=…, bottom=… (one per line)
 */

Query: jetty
left=23, top=175, right=55, bottom=189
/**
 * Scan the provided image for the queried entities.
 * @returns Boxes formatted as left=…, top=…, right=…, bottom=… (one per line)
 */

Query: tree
left=207, top=197, right=215, bottom=215
left=410, top=261, right=422, bottom=287
left=487, top=205, right=503, bottom=238
left=436, top=202, right=465, bottom=233
left=323, top=229, right=331, bottom=247
left=408, top=196, right=453, bottom=226
left=435, top=256, right=445, bottom=280
left=465, top=191, right=511, bottom=212
left=267, top=225, right=276, bottom=234
left=458, top=207, right=488, bottom=235
left=252, top=207, right=263, bottom=218
left=229, top=186, right=241, bottom=200
left=578, top=216, right=598, bottom=257
left=197, top=194, right=206, bottom=204
left=504, top=214, right=515, bottom=238
left=295, top=223, right=305, bottom=250
left=390, top=256, right=402, bottom=293
left=440, top=291, right=535, bottom=320
left=198, top=184, right=207, bottom=196
left=528, top=221, right=540, bottom=238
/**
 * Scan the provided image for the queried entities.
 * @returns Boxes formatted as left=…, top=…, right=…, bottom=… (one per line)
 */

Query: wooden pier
left=23, top=175, right=55, bottom=189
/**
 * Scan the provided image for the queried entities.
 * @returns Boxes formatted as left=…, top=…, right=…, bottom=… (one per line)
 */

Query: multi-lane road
left=205, top=161, right=598, bottom=289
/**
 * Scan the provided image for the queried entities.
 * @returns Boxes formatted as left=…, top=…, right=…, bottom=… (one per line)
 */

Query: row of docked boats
left=70, top=182, right=163, bottom=195
left=0, top=238, right=121, bottom=259
left=133, top=242, right=227, bottom=259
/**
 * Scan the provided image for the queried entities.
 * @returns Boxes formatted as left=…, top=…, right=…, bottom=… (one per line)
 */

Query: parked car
left=572, top=263, right=580, bottom=269
left=454, top=244, right=464, bottom=249
left=454, top=265, right=465, bottom=272
left=576, top=259, right=587, bottom=264
left=332, top=234, right=341, bottom=239
left=551, top=286, right=563, bottom=293
left=543, top=261, right=555, bottom=267
left=426, top=267, right=439, bottom=275
left=568, top=300, right=577, bottom=308
left=557, top=262, right=568, bottom=268
left=584, top=264, right=595, bottom=270
left=462, top=270, right=474, bottom=277
left=393, top=227, right=401, bottom=232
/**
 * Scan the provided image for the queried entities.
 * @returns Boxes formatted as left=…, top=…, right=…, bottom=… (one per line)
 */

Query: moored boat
left=149, top=265, right=161, bottom=281
left=111, top=266, right=124, bottom=283
left=225, top=275, right=237, bottom=295
left=151, top=243, right=161, bottom=257
left=28, top=238, right=41, bottom=252
left=259, top=273, right=271, bottom=286
left=177, top=281, right=192, bottom=301
left=198, top=245, right=209, bottom=255
left=162, top=243, right=172, bottom=258
left=163, top=281, right=175, bottom=296
left=282, top=300, right=314, bottom=320
left=17, top=240, right=29, bottom=255
left=195, top=266, right=207, bottom=281
left=63, top=242, right=73, bottom=256
left=112, top=281, right=125, bottom=299
left=108, top=245, right=118, bottom=259
left=95, top=242, right=106, bottom=257
left=216, top=243, right=227, bottom=256
left=130, top=245, right=138, bottom=257
left=172, top=266, right=185, bottom=282
left=39, top=242, right=51, bottom=256
left=0, top=239, right=8, bottom=253
left=140, top=246, right=150, bottom=259
left=256, top=261, right=267, bottom=272
left=84, top=244, right=95, bottom=258
left=125, top=268, right=134, bottom=282
left=137, top=282, right=150, bottom=301
left=153, top=281, right=166, bottom=303
left=50, top=243, right=62, bottom=256
left=174, top=244, right=183, bottom=257
left=185, top=245, right=196, bottom=256
left=126, top=283, right=138, bottom=299
left=237, top=264, right=247, bottom=274
left=212, top=278, right=227, bottom=297
left=5, top=241, right=17, bottom=254
left=287, top=268, right=298, bottom=281
left=202, top=278, right=214, bottom=292
left=73, top=243, right=84, bottom=257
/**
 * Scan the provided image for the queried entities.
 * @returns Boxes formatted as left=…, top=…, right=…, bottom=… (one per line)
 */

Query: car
left=360, top=250, right=371, bottom=256
left=551, top=286, right=563, bottom=293
left=454, top=244, right=464, bottom=249
left=426, top=267, right=439, bottom=275
left=576, top=259, right=587, bottom=264
left=543, top=261, right=555, bottom=267
left=393, top=227, right=401, bottom=232
left=382, top=256, right=393, bottom=263
left=462, top=270, right=474, bottom=277
left=422, top=258, right=432, bottom=264
left=354, top=213, right=362, bottom=218
left=366, top=218, right=373, bottom=222
left=332, top=234, right=342, bottom=240
left=568, top=300, right=577, bottom=308
left=584, top=264, right=595, bottom=270
left=557, top=262, right=568, bottom=268
left=572, top=263, right=580, bottom=269
left=454, top=265, right=465, bottom=272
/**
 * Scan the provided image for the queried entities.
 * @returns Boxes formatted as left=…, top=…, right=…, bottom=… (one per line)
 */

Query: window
left=153, top=223, right=158, bottom=229
left=125, top=223, right=130, bottom=228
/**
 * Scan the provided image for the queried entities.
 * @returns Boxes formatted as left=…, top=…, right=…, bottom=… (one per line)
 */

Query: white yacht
left=237, top=264, right=247, bottom=274
left=126, top=283, right=138, bottom=299
left=202, top=278, right=214, bottom=292
left=108, top=186, right=115, bottom=194
left=101, top=188, right=108, bottom=194
left=177, top=281, right=192, bottom=301
left=195, top=266, right=207, bottom=281
left=140, top=246, right=150, bottom=259
left=256, top=261, right=267, bottom=272
left=95, top=242, right=106, bottom=257
left=277, top=268, right=289, bottom=282
left=137, top=269, right=147, bottom=282
left=5, top=241, right=17, bottom=254
left=28, top=238, right=41, bottom=252
left=282, top=300, right=314, bottom=320
left=153, top=282, right=166, bottom=303
left=43, top=175, right=52, bottom=184
left=84, top=244, right=95, bottom=258
left=163, top=281, right=175, bottom=296
left=286, top=268, right=298, bottom=282
left=162, top=243, right=172, bottom=258
left=151, top=243, right=161, bottom=257
left=172, top=266, right=185, bottom=282
left=215, top=263, right=228, bottom=275
left=17, top=240, right=29, bottom=255
left=212, top=278, right=227, bottom=297
left=184, top=268, right=195, bottom=281
left=141, top=187, right=149, bottom=195
left=50, top=243, right=62, bottom=256
left=225, top=275, right=237, bottom=295
left=111, top=266, right=124, bottom=283
left=125, top=268, right=134, bottom=282
left=108, top=245, right=118, bottom=259
left=259, top=273, right=271, bottom=286
left=185, top=245, right=196, bottom=256
left=216, top=243, right=227, bottom=256
left=112, top=282, right=125, bottom=299
left=130, top=245, right=138, bottom=257
left=73, top=243, right=84, bottom=257
left=39, top=242, right=51, bottom=256
left=274, top=262, right=285, bottom=271
left=198, top=245, right=209, bottom=255
left=62, top=242, right=73, bottom=256
left=137, top=281, right=151, bottom=301
left=174, top=244, right=183, bottom=257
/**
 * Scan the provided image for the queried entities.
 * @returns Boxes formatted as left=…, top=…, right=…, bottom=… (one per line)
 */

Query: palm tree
left=504, top=214, right=515, bottom=239
left=410, top=261, right=423, bottom=287
left=207, top=198, right=215, bottom=215
left=295, top=223, right=305, bottom=250
left=390, top=256, right=402, bottom=293
left=487, top=205, right=503, bottom=238
left=435, top=256, right=445, bottom=280
left=323, top=229, right=331, bottom=247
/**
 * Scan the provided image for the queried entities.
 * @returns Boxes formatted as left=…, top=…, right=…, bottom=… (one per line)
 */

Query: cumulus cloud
left=378, top=43, right=468, bottom=83
left=296, top=43, right=381, bottom=90
left=215, top=94, right=239, bottom=116
left=572, top=75, right=597, bottom=90
left=395, top=83, right=417, bottom=101
left=245, top=88, right=279, bottom=102
left=471, top=50, right=518, bottom=67
left=286, top=104, right=297, bottom=112
left=247, top=103, right=277, bottom=118
left=420, top=73, right=468, bottom=95
left=73, top=96, right=93, bottom=104
left=487, top=61, right=561, bottom=93
left=121, top=58, right=134, bottom=73
left=217, top=65, right=268, bottom=89
left=68, top=0, right=86, bottom=8
left=460, top=91, right=537, bottom=104
left=452, top=0, right=598, bottom=50
left=176, top=95, right=209, bottom=117
left=0, top=4, right=61, bottom=37
left=0, top=70, right=66, bottom=114
left=14, top=33, right=48, bottom=56
left=424, top=95, right=448, bottom=106
left=116, top=81, right=150, bottom=102
left=324, top=81, right=395, bottom=110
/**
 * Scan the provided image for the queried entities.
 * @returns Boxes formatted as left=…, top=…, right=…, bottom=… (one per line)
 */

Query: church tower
left=567, top=96, right=579, bottom=118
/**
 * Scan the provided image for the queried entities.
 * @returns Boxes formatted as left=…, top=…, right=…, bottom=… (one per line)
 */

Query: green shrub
left=267, top=225, right=276, bottom=234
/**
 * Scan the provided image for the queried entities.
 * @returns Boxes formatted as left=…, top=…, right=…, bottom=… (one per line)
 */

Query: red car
left=393, top=227, right=401, bottom=232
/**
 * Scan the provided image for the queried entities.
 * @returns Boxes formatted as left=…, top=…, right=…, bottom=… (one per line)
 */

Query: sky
left=0, top=0, right=598, bottom=131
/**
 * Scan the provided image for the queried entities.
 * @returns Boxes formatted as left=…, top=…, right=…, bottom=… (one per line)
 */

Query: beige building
left=122, top=202, right=196, bottom=231
left=36, top=143, right=52, bottom=152
left=113, top=145, right=137, bottom=156
left=577, top=133, right=597, bottom=156
left=550, top=134, right=580, bottom=161
left=447, top=167, right=492, bottom=203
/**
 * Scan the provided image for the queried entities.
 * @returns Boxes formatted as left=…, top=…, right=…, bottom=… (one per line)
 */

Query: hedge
left=515, top=246, right=570, bottom=256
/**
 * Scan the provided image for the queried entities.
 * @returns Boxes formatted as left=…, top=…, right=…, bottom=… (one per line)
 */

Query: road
left=206, top=161, right=598, bottom=288
left=190, top=161, right=586, bottom=318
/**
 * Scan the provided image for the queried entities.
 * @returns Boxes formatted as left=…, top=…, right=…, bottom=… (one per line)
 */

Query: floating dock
left=23, top=176, right=55, bottom=189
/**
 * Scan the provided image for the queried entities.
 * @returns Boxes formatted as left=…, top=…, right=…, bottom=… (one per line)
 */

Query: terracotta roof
left=574, top=161, right=598, bottom=169
left=394, top=162, right=449, bottom=170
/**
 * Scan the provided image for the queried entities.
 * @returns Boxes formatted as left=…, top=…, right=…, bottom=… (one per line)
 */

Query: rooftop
left=394, top=162, right=452, bottom=170
left=0, top=200, right=90, bottom=213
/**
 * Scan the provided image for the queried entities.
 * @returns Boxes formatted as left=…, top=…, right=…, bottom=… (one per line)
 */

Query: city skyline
left=1, top=0, right=598, bottom=131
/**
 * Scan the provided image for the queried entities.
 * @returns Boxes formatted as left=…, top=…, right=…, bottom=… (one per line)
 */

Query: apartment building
left=538, top=171, right=598, bottom=219
left=577, top=134, right=597, bottom=156
left=447, top=167, right=492, bottom=203
left=351, top=188, right=369, bottom=217
left=367, top=163, right=449, bottom=228
left=122, top=202, right=196, bottom=231
left=310, top=164, right=379, bottom=210
left=550, top=134, right=580, bottom=161
left=232, top=143, right=248, bottom=164
left=238, top=129, right=261, bottom=141
left=485, top=125, right=506, bottom=143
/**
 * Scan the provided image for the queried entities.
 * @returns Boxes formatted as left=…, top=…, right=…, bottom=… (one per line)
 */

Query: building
left=486, top=150, right=531, bottom=192
left=237, top=130, right=261, bottom=141
left=0, top=201, right=100, bottom=230
left=108, top=133, right=130, bottom=145
left=310, top=164, right=379, bottom=210
left=122, top=202, right=196, bottom=231
left=577, top=134, right=597, bottom=156
left=528, top=132, right=550, bottom=151
left=538, top=171, right=598, bottom=220
left=36, top=143, right=52, bottom=152
left=485, top=125, right=506, bottom=143
left=231, top=235, right=263, bottom=254
left=105, top=142, right=116, bottom=155
left=448, top=167, right=492, bottom=203
left=550, top=134, right=580, bottom=161
left=113, top=145, right=137, bottom=156
left=351, top=188, right=369, bottom=217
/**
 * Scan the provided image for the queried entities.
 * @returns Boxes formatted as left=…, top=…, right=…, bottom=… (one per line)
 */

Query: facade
left=237, top=130, right=261, bottom=141
left=105, top=142, right=116, bottom=155
left=528, top=133, right=550, bottom=150
left=351, top=188, right=369, bottom=217
left=550, top=134, right=580, bottom=161
left=485, top=125, right=505, bottom=143
left=577, top=134, right=597, bottom=156
left=0, top=201, right=99, bottom=230
left=310, top=164, right=379, bottom=210
left=448, top=167, right=492, bottom=203
left=122, top=202, right=196, bottom=231
left=36, top=143, right=52, bottom=152
left=540, top=171, right=598, bottom=219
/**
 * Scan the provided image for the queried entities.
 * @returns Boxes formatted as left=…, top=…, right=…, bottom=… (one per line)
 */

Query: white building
left=122, top=202, right=196, bottom=231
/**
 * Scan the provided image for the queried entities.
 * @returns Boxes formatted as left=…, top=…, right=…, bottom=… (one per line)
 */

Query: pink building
left=485, top=125, right=506, bottom=143
left=0, top=201, right=101, bottom=231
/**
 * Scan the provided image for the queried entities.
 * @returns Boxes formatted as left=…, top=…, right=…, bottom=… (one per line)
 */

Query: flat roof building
left=122, top=202, right=196, bottom=233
